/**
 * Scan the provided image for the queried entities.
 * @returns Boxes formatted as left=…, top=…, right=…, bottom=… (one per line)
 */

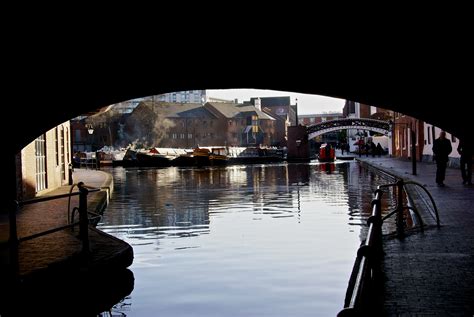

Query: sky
left=207, top=89, right=345, bottom=114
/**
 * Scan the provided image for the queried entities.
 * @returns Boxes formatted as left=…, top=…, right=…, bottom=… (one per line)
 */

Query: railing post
left=396, top=180, right=405, bottom=237
left=9, top=200, right=20, bottom=279
left=78, top=182, right=90, bottom=254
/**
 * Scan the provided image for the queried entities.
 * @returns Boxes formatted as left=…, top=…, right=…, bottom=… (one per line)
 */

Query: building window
left=188, top=133, right=193, bottom=139
left=60, top=128, right=66, bottom=181
left=180, top=133, right=185, bottom=139
left=35, top=134, right=47, bottom=192
left=65, top=128, right=69, bottom=165
left=55, top=127, right=59, bottom=166
left=75, top=130, right=81, bottom=142
left=427, top=126, right=431, bottom=144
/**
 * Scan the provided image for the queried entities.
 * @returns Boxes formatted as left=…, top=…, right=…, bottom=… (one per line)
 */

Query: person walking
left=457, top=138, right=473, bottom=185
left=432, top=131, right=452, bottom=186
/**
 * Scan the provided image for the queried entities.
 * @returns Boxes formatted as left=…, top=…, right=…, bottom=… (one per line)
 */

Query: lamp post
left=87, top=123, right=94, bottom=151
left=86, top=123, right=96, bottom=169
left=295, top=98, right=298, bottom=126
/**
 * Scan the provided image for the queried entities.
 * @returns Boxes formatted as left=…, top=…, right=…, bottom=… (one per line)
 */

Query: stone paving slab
left=356, top=156, right=474, bottom=316
left=0, top=169, right=131, bottom=281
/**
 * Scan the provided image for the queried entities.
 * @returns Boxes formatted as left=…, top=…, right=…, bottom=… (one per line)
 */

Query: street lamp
left=86, top=123, right=94, bottom=151
left=85, top=123, right=96, bottom=169
left=87, top=124, right=94, bottom=135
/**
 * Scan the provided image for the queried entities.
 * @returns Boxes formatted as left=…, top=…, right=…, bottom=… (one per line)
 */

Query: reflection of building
left=16, top=121, right=72, bottom=200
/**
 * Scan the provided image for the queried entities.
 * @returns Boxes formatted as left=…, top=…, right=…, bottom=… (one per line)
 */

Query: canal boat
left=318, top=143, right=336, bottom=162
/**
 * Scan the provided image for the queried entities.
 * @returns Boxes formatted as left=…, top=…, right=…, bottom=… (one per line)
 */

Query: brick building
left=16, top=121, right=72, bottom=200
left=122, top=101, right=277, bottom=148
left=248, top=96, right=297, bottom=147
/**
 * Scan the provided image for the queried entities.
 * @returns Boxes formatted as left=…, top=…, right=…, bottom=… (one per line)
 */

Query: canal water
left=98, top=161, right=397, bottom=316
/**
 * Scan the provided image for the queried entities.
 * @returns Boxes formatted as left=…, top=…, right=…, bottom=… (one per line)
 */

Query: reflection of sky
left=99, top=162, right=396, bottom=317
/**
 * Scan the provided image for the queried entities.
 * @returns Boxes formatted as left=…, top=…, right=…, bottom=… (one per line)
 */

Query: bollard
left=68, top=163, right=73, bottom=185
left=78, top=182, right=90, bottom=254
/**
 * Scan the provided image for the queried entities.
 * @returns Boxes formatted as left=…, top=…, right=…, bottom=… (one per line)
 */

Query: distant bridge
left=307, top=118, right=391, bottom=139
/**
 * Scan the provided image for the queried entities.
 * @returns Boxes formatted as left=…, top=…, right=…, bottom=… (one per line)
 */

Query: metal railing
left=338, top=179, right=439, bottom=316
left=7, top=182, right=101, bottom=257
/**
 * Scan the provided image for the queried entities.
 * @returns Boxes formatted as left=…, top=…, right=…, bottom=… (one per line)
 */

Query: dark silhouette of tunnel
left=4, top=31, right=470, bottom=202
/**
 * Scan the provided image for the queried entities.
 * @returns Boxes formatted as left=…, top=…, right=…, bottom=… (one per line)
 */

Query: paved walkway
left=355, top=155, right=474, bottom=316
left=0, top=169, right=129, bottom=279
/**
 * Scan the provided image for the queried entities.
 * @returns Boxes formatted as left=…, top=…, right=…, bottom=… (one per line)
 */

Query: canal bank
left=0, top=168, right=133, bottom=314
left=356, top=156, right=474, bottom=316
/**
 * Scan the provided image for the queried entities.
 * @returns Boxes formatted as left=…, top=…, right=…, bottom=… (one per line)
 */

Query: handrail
left=338, top=179, right=440, bottom=316
left=9, top=182, right=102, bottom=256
left=20, top=186, right=99, bottom=206
left=403, top=186, right=424, bottom=230
left=338, top=188, right=384, bottom=317
left=18, top=222, right=80, bottom=243
left=20, top=191, right=81, bottom=206
left=404, top=180, right=440, bottom=228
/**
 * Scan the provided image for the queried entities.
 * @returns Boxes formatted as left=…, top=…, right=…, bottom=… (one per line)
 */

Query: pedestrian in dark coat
left=457, top=138, right=473, bottom=185
left=432, top=131, right=452, bottom=186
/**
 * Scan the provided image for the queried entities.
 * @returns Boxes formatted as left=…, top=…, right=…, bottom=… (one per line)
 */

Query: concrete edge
left=87, top=170, right=114, bottom=215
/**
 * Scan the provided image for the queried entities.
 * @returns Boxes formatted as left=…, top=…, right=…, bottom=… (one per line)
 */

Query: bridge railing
left=337, top=179, right=439, bottom=316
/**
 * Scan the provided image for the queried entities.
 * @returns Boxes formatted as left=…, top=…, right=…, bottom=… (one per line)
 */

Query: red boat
left=318, top=143, right=336, bottom=162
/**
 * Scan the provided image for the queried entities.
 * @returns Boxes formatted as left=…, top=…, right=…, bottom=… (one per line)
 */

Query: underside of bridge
left=6, top=63, right=469, bottom=154
left=3, top=27, right=470, bottom=199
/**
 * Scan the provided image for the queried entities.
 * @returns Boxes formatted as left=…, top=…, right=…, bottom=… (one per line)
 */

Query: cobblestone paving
left=357, top=156, right=474, bottom=316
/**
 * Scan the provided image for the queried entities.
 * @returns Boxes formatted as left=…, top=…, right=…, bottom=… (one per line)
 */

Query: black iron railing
left=338, top=179, right=439, bottom=316
left=8, top=182, right=101, bottom=256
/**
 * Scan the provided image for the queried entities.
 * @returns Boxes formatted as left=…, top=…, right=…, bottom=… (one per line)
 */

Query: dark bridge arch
left=307, top=118, right=391, bottom=139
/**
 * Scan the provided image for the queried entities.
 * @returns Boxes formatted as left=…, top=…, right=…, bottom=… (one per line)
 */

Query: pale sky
left=207, top=89, right=345, bottom=114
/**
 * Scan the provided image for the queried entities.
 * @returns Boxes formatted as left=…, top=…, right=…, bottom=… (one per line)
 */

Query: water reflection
left=0, top=269, right=134, bottom=316
left=98, top=162, right=396, bottom=317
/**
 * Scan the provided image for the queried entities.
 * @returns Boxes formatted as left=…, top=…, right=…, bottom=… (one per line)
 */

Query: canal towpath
left=0, top=168, right=132, bottom=279
left=355, top=154, right=474, bottom=316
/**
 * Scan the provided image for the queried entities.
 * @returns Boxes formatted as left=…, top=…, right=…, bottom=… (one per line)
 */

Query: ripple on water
left=98, top=162, right=397, bottom=316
